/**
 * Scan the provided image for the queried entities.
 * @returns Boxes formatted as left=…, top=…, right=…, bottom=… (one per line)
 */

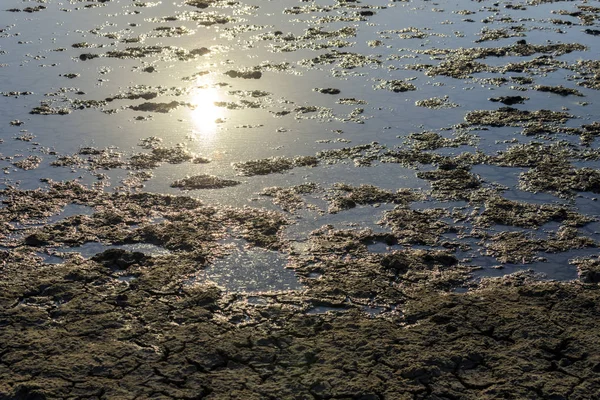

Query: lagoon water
left=2, top=0, right=600, bottom=285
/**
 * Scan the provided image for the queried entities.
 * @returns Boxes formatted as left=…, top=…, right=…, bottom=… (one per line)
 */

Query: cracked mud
left=1, top=0, right=600, bottom=398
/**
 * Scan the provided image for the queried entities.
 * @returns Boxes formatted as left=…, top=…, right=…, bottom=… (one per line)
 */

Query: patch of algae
left=417, top=167, right=482, bottom=200
left=232, top=155, right=318, bottom=176
left=475, top=195, right=594, bottom=228
left=327, top=184, right=423, bottom=213
left=381, top=207, right=455, bottom=246
left=464, top=107, right=573, bottom=127
left=171, top=175, right=241, bottom=190
left=520, top=157, right=600, bottom=197
left=260, top=183, right=320, bottom=212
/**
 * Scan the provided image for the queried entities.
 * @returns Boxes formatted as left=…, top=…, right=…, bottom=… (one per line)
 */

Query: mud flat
left=1, top=184, right=599, bottom=399
left=1, top=0, right=600, bottom=397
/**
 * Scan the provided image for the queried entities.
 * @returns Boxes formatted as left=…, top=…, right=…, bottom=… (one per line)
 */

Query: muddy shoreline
left=0, top=183, right=599, bottom=399
left=1, top=0, right=600, bottom=398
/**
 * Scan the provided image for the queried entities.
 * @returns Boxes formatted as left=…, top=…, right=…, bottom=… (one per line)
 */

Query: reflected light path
left=189, top=77, right=224, bottom=142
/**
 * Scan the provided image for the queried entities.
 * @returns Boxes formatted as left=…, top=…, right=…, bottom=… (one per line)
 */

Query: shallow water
left=189, top=238, right=303, bottom=292
left=2, top=0, right=600, bottom=288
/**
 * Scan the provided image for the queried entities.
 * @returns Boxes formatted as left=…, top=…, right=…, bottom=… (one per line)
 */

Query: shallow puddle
left=189, top=239, right=304, bottom=293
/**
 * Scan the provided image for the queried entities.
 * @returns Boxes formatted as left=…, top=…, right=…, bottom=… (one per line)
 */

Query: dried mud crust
left=2, top=232, right=600, bottom=398
left=0, top=183, right=598, bottom=399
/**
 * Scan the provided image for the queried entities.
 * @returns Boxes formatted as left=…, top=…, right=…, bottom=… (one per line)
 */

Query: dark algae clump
left=129, top=101, right=181, bottom=113
left=489, top=95, right=528, bottom=105
left=225, top=69, right=262, bottom=79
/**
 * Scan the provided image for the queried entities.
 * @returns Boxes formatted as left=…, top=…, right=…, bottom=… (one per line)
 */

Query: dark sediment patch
left=106, top=91, right=158, bottom=102
left=382, top=207, right=454, bottom=246
left=30, top=103, right=72, bottom=115
left=375, top=79, right=417, bottom=93
left=571, top=256, right=600, bottom=283
left=225, top=70, right=262, bottom=79
left=585, top=29, right=600, bottom=36
left=454, top=41, right=585, bottom=59
left=314, top=88, right=341, bottom=95
left=317, top=142, right=384, bottom=166
left=72, top=42, right=93, bottom=49
left=2, top=91, right=33, bottom=97
left=417, top=168, right=482, bottom=200
left=475, top=195, right=594, bottom=228
left=12, top=156, right=42, bottom=171
left=535, top=85, right=584, bottom=97
left=302, top=51, right=382, bottom=70
left=128, top=146, right=193, bottom=169
left=7, top=6, right=46, bottom=13
left=192, top=156, right=211, bottom=164
left=233, top=157, right=294, bottom=175
left=261, top=183, right=320, bottom=212
left=186, top=0, right=216, bottom=8
left=572, top=60, right=600, bottom=90
left=79, top=53, right=99, bottom=61
left=415, top=96, right=458, bottom=109
left=414, top=59, right=489, bottom=79
left=105, top=46, right=209, bottom=61
left=483, top=229, right=595, bottom=264
left=337, top=98, right=367, bottom=105
left=489, top=95, right=528, bottom=105
left=406, top=131, right=469, bottom=150
left=129, top=101, right=181, bottom=113
left=476, top=27, right=525, bottom=43
left=490, top=142, right=575, bottom=168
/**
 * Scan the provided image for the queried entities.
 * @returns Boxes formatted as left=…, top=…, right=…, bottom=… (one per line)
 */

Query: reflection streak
left=190, top=78, right=224, bottom=141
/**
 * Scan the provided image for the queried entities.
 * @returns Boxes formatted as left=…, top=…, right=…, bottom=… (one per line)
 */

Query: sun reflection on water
left=190, top=79, right=224, bottom=141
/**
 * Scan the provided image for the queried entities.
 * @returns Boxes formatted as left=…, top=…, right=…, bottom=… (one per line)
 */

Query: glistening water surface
left=2, top=0, right=600, bottom=290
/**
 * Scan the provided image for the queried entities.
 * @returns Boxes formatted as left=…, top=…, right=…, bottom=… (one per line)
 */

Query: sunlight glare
left=190, top=80, right=224, bottom=141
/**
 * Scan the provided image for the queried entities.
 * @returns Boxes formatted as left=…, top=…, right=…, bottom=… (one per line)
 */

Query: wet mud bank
left=0, top=183, right=599, bottom=399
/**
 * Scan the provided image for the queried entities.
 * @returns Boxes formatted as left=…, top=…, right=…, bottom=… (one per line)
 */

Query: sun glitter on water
left=190, top=79, right=224, bottom=141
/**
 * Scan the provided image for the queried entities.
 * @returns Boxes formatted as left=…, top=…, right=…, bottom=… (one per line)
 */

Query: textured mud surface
left=1, top=184, right=600, bottom=399
left=1, top=0, right=600, bottom=398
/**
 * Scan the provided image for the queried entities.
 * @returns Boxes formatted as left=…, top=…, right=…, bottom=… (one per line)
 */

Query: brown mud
left=2, top=0, right=600, bottom=397
left=1, top=183, right=599, bottom=399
